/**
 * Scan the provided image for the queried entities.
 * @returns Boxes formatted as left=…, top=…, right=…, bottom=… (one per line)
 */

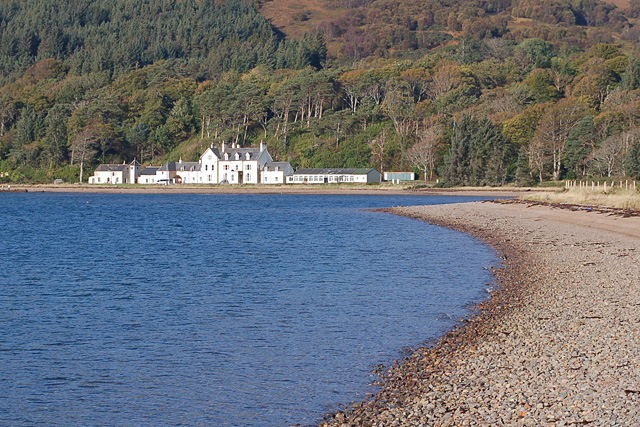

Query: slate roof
left=222, top=148, right=261, bottom=161
left=293, top=168, right=376, bottom=175
left=263, top=162, right=293, bottom=174
left=200, top=147, right=221, bottom=159
left=140, top=167, right=160, bottom=176
left=158, top=162, right=201, bottom=172
left=95, top=164, right=129, bottom=172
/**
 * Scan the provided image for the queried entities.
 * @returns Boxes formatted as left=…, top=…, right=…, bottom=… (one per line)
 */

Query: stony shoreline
left=1, top=184, right=536, bottom=198
left=321, top=200, right=640, bottom=426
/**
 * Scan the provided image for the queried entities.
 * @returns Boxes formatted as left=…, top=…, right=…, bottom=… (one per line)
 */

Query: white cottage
left=155, top=159, right=200, bottom=184
left=138, top=166, right=160, bottom=184
left=88, top=160, right=140, bottom=184
left=288, top=168, right=381, bottom=184
left=261, top=162, right=294, bottom=184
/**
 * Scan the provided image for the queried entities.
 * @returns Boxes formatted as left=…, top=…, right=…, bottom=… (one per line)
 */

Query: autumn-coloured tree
left=405, top=119, right=442, bottom=180
left=532, top=99, right=589, bottom=181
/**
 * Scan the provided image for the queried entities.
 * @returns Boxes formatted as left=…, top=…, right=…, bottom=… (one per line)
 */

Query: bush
left=54, top=165, right=80, bottom=183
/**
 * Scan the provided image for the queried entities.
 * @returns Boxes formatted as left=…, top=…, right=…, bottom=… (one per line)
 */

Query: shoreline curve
left=321, top=200, right=640, bottom=426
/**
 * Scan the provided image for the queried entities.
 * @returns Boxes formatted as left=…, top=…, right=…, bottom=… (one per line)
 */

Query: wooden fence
left=565, top=180, right=637, bottom=192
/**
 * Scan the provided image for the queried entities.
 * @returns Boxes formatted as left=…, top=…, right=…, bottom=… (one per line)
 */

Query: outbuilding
left=261, top=162, right=294, bottom=184
left=287, top=168, right=381, bottom=184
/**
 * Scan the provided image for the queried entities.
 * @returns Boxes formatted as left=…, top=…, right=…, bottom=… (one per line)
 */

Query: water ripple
left=0, top=193, right=498, bottom=426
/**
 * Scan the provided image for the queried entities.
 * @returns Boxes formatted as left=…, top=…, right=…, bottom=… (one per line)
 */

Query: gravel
left=320, top=200, right=640, bottom=426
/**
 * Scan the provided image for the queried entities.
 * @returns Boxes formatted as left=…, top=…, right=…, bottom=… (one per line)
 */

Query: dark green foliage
left=625, top=141, right=640, bottom=179
left=444, top=115, right=514, bottom=186
left=515, top=38, right=554, bottom=70
left=621, top=56, right=640, bottom=91
left=0, top=0, right=285, bottom=84
left=515, top=150, right=535, bottom=186
left=564, top=115, right=598, bottom=178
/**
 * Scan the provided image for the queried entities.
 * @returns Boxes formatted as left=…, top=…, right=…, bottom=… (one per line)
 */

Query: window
left=224, top=165, right=229, bottom=171
left=246, top=164, right=251, bottom=171
left=97, top=177, right=101, bottom=183
left=205, top=165, right=208, bottom=171
left=275, top=176, right=279, bottom=182
left=247, top=173, right=251, bottom=181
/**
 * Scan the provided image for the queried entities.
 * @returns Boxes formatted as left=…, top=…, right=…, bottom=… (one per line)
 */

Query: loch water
left=0, top=193, right=498, bottom=427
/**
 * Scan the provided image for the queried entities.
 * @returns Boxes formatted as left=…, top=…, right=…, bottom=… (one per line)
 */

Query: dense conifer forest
left=1, top=0, right=639, bottom=185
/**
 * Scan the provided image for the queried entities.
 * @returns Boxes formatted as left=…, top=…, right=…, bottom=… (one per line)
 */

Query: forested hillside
left=1, top=0, right=640, bottom=185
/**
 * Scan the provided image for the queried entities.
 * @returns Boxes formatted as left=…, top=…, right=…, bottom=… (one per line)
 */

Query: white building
left=287, top=168, right=381, bottom=184
left=218, top=141, right=272, bottom=184
left=261, top=162, right=294, bottom=184
left=88, top=160, right=140, bottom=184
left=199, top=146, right=221, bottom=184
left=139, top=166, right=160, bottom=184
left=383, top=171, right=416, bottom=182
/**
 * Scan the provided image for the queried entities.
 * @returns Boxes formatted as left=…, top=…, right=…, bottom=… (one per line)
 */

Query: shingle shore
left=321, top=200, right=640, bottom=426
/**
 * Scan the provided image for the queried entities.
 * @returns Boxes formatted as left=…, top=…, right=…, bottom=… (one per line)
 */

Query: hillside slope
left=1, top=0, right=640, bottom=187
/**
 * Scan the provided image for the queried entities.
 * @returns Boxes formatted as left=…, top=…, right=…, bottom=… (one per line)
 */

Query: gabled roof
left=200, top=147, right=221, bottom=159
left=140, top=167, right=160, bottom=176
left=177, top=162, right=201, bottom=172
left=222, top=148, right=261, bottom=161
left=158, top=161, right=200, bottom=172
left=263, top=162, right=294, bottom=175
left=95, top=164, right=129, bottom=172
left=293, top=168, right=376, bottom=175
left=158, top=162, right=176, bottom=172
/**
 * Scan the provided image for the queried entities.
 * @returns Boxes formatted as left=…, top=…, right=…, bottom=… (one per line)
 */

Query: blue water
left=0, top=193, right=498, bottom=426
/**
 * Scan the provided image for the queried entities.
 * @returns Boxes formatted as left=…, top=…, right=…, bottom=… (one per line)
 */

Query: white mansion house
left=89, top=141, right=381, bottom=185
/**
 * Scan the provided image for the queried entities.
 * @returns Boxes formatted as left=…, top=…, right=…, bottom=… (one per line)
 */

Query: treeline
left=0, top=0, right=326, bottom=85
left=1, top=0, right=640, bottom=185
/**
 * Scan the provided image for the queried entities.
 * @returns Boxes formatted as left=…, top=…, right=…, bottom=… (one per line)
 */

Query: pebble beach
left=321, top=200, right=640, bottom=426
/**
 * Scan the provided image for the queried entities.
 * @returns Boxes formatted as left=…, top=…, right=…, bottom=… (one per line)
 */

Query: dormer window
left=224, top=153, right=229, bottom=160
left=245, top=152, right=250, bottom=160
left=234, top=152, right=240, bottom=160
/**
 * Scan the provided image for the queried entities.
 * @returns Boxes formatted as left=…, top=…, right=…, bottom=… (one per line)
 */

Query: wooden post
left=592, top=181, right=594, bottom=191
left=604, top=181, right=607, bottom=192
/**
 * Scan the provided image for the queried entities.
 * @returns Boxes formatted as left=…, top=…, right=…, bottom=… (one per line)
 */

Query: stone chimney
left=260, top=140, right=267, bottom=152
left=221, top=141, right=228, bottom=152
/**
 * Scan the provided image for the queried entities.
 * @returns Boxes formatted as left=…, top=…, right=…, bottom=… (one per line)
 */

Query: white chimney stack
left=260, top=140, right=267, bottom=152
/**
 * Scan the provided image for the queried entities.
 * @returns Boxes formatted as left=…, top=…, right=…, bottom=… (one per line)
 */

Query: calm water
left=0, top=193, right=498, bottom=426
